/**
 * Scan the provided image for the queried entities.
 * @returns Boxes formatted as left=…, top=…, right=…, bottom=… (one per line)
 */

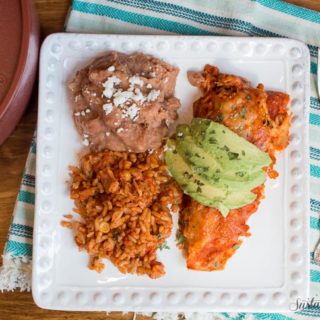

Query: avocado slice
left=175, top=134, right=222, bottom=175
left=175, top=130, right=267, bottom=192
left=223, top=190, right=257, bottom=210
left=165, top=118, right=271, bottom=218
left=165, top=146, right=227, bottom=201
left=187, top=189, right=257, bottom=217
left=189, top=118, right=272, bottom=168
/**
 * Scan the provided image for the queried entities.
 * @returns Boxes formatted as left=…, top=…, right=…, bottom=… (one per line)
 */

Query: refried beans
left=68, top=51, right=181, bottom=152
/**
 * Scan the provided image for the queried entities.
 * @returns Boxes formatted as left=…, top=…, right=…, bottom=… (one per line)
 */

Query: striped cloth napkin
left=1, top=0, right=320, bottom=319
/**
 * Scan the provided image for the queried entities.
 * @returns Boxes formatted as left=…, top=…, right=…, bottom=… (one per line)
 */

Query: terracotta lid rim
left=0, top=0, right=36, bottom=117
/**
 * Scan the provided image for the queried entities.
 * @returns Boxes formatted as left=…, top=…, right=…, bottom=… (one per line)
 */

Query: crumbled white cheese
left=81, top=111, right=86, bottom=116
left=103, top=88, right=113, bottom=99
left=122, top=104, right=140, bottom=121
left=117, top=128, right=124, bottom=133
left=164, top=77, right=168, bottom=83
left=102, top=76, right=121, bottom=98
left=177, top=132, right=183, bottom=137
left=129, top=76, right=144, bottom=87
left=74, top=112, right=80, bottom=116
left=83, top=133, right=89, bottom=138
left=147, top=89, right=160, bottom=102
left=103, top=103, right=113, bottom=115
left=113, top=90, right=134, bottom=107
left=107, top=65, right=115, bottom=72
left=105, top=132, right=110, bottom=136
left=82, top=139, right=89, bottom=146
left=103, top=76, right=121, bottom=88
left=85, top=108, right=91, bottom=113
left=146, top=83, right=152, bottom=89
left=132, top=88, right=146, bottom=103
left=150, top=72, right=156, bottom=78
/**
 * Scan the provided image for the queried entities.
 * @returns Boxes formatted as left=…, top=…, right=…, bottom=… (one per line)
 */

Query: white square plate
left=33, top=33, right=310, bottom=312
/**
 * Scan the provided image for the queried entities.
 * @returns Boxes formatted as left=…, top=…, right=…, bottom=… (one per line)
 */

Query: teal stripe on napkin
left=6, top=241, right=32, bottom=257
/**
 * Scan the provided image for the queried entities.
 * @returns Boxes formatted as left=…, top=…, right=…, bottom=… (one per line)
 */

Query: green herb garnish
left=227, top=152, right=239, bottom=160
left=177, top=234, right=186, bottom=244
left=216, top=113, right=224, bottom=122
left=158, top=241, right=170, bottom=250
left=235, top=171, right=245, bottom=177
left=240, top=107, right=247, bottom=118
left=209, top=137, right=218, bottom=144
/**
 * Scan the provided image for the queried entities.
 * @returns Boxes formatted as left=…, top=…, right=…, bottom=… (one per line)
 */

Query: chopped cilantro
left=216, top=113, right=224, bottom=122
left=172, top=149, right=177, bottom=154
left=223, top=145, right=230, bottom=152
left=183, top=172, right=193, bottom=179
left=235, top=171, right=245, bottom=177
left=241, top=150, right=246, bottom=156
left=240, top=107, right=247, bottom=118
left=209, top=137, right=218, bottom=144
left=209, top=129, right=216, bottom=134
left=158, top=241, right=170, bottom=250
left=233, top=244, right=240, bottom=250
left=246, top=95, right=252, bottom=100
left=214, top=261, right=220, bottom=268
left=227, top=152, right=239, bottom=160
left=195, top=153, right=200, bottom=158
left=177, top=234, right=186, bottom=244
left=222, top=130, right=226, bottom=134
left=196, top=186, right=202, bottom=193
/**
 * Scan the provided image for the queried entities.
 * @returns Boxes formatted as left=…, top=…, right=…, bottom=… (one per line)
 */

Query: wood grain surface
left=0, top=0, right=319, bottom=319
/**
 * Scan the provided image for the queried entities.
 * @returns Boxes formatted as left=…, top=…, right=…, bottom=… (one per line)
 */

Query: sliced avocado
left=190, top=118, right=272, bottom=168
left=165, top=147, right=227, bottom=200
left=165, top=118, right=270, bottom=218
left=223, top=190, right=257, bottom=210
left=175, top=129, right=267, bottom=192
left=175, top=134, right=222, bottom=176
left=217, top=170, right=267, bottom=192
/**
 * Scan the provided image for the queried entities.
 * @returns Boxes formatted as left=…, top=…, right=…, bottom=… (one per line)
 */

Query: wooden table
left=0, top=0, right=319, bottom=319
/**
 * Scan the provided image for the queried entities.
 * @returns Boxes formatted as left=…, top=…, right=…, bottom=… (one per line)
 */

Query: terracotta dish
left=0, top=0, right=39, bottom=144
